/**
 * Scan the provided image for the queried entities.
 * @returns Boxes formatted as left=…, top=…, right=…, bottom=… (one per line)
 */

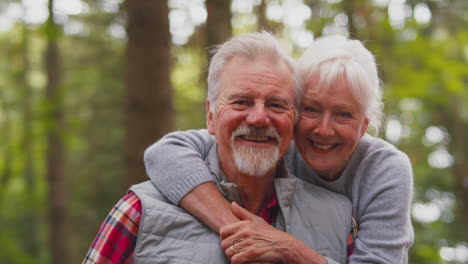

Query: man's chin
left=233, top=146, right=279, bottom=177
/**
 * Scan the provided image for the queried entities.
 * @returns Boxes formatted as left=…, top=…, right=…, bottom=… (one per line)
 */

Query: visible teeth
left=313, top=143, right=334, bottom=150
left=242, top=135, right=269, bottom=142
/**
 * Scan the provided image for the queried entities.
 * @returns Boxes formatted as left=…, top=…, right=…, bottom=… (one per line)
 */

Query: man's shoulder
left=130, top=181, right=172, bottom=208
left=130, top=180, right=161, bottom=195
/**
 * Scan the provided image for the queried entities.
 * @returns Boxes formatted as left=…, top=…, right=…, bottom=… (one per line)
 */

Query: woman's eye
left=337, top=112, right=352, bottom=118
left=303, top=107, right=317, bottom=113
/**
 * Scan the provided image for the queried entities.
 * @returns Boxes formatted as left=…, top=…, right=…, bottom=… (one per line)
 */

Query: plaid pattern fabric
left=82, top=192, right=141, bottom=264
left=259, top=191, right=278, bottom=225
left=347, top=216, right=358, bottom=258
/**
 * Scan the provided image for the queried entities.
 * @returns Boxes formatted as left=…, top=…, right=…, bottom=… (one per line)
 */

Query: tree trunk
left=45, top=0, right=70, bottom=263
left=452, top=97, right=467, bottom=240
left=201, top=0, right=232, bottom=102
left=205, top=0, right=232, bottom=59
left=125, top=0, right=173, bottom=187
left=306, top=0, right=325, bottom=37
left=343, top=0, right=358, bottom=38
left=19, top=19, right=39, bottom=258
left=0, top=91, right=12, bottom=194
left=257, top=0, right=268, bottom=31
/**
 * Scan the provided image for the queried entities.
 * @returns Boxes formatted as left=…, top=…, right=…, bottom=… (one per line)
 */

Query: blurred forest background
left=0, top=0, right=466, bottom=263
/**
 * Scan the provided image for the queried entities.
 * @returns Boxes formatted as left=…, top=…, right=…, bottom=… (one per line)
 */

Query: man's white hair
left=207, top=31, right=303, bottom=121
left=298, top=35, right=384, bottom=134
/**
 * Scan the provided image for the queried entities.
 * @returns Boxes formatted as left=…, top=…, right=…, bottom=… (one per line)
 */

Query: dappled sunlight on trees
left=0, top=0, right=466, bottom=263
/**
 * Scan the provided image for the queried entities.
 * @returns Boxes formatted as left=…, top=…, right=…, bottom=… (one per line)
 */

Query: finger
left=224, top=242, right=243, bottom=260
left=224, top=244, right=234, bottom=260
left=219, top=221, right=244, bottom=241
left=231, top=249, right=261, bottom=264
left=229, top=231, right=289, bottom=263
left=231, top=248, right=278, bottom=264
left=220, top=230, right=244, bottom=251
left=231, top=201, right=256, bottom=221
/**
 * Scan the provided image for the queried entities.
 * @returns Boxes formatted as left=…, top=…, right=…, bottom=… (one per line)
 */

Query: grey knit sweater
left=144, top=129, right=414, bottom=264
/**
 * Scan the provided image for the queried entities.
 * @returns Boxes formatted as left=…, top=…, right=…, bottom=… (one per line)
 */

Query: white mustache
left=231, top=126, right=280, bottom=141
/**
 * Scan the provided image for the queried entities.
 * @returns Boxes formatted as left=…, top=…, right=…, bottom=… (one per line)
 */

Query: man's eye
left=234, top=100, right=249, bottom=105
left=270, top=103, right=286, bottom=109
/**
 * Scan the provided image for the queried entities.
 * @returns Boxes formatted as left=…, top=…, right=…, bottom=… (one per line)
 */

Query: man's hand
left=220, top=202, right=327, bottom=264
left=220, top=202, right=293, bottom=263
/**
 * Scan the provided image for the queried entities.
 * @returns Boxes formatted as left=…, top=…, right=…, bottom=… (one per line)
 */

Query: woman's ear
left=360, top=118, right=369, bottom=137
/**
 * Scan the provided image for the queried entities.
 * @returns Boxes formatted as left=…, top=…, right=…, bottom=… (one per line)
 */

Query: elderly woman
left=144, top=35, right=413, bottom=263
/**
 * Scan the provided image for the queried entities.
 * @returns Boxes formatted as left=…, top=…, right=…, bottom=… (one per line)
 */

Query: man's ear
left=206, top=100, right=216, bottom=135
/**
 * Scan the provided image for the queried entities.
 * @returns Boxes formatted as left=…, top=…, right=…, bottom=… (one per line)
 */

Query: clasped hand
left=219, top=202, right=295, bottom=264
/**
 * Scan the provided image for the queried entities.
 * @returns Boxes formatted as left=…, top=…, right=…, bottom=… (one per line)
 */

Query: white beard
left=231, top=126, right=281, bottom=177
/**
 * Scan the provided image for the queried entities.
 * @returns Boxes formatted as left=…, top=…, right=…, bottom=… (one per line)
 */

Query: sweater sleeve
left=349, top=149, right=414, bottom=264
left=143, top=129, right=216, bottom=204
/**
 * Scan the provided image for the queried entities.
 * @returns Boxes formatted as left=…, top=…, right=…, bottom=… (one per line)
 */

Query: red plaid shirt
left=83, top=192, right=141, bottom=264
left=83, top=191, right=355, bottom=263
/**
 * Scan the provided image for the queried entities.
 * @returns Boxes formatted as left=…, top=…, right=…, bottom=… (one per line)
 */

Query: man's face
left=207, top=55, right=295, bottom=177
left=294, top=76, right=368, bottom=180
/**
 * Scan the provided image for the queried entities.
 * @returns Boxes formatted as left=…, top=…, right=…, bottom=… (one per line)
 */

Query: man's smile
left=238, top=135, right=275, bottom=142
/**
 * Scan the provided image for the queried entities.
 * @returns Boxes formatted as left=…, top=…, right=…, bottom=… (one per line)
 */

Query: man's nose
left=313, top=113, right=334, bottom=137
left=246, top=104, right=270, bottom=127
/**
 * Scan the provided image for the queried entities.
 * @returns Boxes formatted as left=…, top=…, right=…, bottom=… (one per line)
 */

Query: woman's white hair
left=297, top=35, right=384, bottom=135
left=207, top=31, right=303, bottom=120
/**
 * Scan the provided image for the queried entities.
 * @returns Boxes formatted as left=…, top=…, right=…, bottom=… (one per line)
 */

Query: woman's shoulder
left=357, top=134, right=410, bottom=163
left=351, top=134, right=412, bottom=183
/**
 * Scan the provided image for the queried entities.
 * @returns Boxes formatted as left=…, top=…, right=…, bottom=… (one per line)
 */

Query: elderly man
left=83, top=32, right=351, bottom=264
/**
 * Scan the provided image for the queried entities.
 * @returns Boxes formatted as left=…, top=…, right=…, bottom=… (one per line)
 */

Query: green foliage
left=0, top=0, right=466, bottom=263
left=0, top=236, right=38, bottom=264
left=172, top=46, right=206, bottom=130
left=376, top=3, right=468, bottom=261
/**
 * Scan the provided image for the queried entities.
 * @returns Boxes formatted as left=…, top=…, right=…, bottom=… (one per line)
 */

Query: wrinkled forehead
left=304, top=72, right=365, bottom=111
left=222, top=55, right=295, bottom=89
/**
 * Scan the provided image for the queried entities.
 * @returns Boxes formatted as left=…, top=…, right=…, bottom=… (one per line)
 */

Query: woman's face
left=294, top=76, right=369, bottom=180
